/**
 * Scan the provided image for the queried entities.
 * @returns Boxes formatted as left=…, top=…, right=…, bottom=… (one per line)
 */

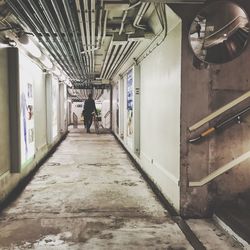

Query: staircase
left=205, top=26, right=249, bottom=63
left=214, top=192, right=250, bottom=245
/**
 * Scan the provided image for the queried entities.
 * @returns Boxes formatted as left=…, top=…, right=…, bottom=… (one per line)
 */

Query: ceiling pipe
left=100, top=39, right=113, bottom=78
left=38, top=0, right=80, bottom=78
left=112, top=41, right=140, bottom=77
left=119, top=1, right=142, bottom=35
left=28, top=0, right=79, bottom=79
left=109, top=43, right=135, bottom=78
left=7, top=0, right=74, bottom=78
left=102, top=10, right=108, bottom=45
left=51, top=0, right=85, bottom=79
left=79, top=0, right=105, bottom=76
left=83, top=0, right=92, bottom=74
left=136, top=3, right=167, bottom=64
left=91, top=0, right=96, bottom=74
left=119, top=10, right=128, bottom=35
left=97, top=0, right=103, bottom=48
left=133, top=3, right=150, bottom=30
left=75, top=0, right=90, bottom=74
left=102, top=44, right=120, bottom=78
left=106, top=42, right=130, bottom=79
left=62, top=0, right=87, bottom=77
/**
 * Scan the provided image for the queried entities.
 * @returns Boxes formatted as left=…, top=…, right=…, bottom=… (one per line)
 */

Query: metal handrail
left=189, top=106, right=250, bottom=143
left=104, top=110, right=111, bottom=119
left=189, top=90, right=250, bottom=132
left=205, top=16, right=246, bottom=41
left=189, top=150, right=250, bottom=187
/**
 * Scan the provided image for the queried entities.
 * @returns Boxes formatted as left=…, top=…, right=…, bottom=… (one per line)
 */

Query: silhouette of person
left=82, top=93, right=97, bottom=133
left=196, top=22, right=201, bottom=38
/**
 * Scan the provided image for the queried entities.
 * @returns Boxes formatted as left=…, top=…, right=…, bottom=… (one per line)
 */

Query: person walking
left=196, top=22, right=201, bottom=38
left=82, top=93, right=97, bottom=133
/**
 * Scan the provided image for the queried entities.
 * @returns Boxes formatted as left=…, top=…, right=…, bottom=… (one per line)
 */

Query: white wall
left=113, top=17, right=182, bottom=210
left=0, top=48, right=68, bottom=204
left=140, top=22, right=182, bottom=209
left=19, top=53, right=47, bottom=153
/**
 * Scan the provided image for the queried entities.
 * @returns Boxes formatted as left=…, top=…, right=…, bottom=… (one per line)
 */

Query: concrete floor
left=0, top=128, right=244, bottom=249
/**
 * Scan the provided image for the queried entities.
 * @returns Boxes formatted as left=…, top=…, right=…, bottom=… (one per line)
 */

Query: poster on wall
left=52, top=77, right=59, bottom=139
left=116, top=84, right=119, bottom=134
left=20, top=75, right=35, bottom=166
left=127, top=68, right=134, bottom=138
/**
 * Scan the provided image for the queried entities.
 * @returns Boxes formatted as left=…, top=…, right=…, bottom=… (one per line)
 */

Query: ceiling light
left=22, top=39, right=42, bottom=58
left=53, top=66, right=61, bottom=76
left=41, top=56, right=53, bottom=69
left=60, top=74, right=67, bottom=81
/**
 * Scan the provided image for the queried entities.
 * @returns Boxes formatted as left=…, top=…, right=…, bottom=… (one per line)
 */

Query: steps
left=205, top=26, right=249, bottom=63
left=214, top=193, right=250, bottom=246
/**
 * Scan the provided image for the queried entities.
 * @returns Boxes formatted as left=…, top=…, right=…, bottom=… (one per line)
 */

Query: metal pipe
left=51, top=0, right=85, bottom=79
left=103, top=44, right=120, bottom=78
left=136, top=4, right=167, bottom=64
left=11, top=0, right=74, bottom=78
left=133, top=3, right=150, bottom=30
left=119, top=1, right=142, bottom=35
left=102, top=10, right=108, bottom=45
left=38, top=0, right=80, bottom=78
left=29, top=0, right=78, bottom=78
left=91, top=0, right=96, bottom=74
left=128, top=1, right=141, bottom=9
left=100, top=40, right=113, bottom=78
left=83, top=0, right=92, bottom=74
left=106, top=43, right=129, bottom=79
left=75, top=0, right=90, bottom=74
left=62, top=0, right=87, bottom=77
left=112, top=41, right=140, bottom=77
left=97, top=0, right=103, bottom=47
left=119, top=10, right=128, bottom=35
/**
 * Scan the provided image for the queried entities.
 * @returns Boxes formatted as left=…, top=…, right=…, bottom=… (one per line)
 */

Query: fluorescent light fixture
left=22, top=39, right=42, bottom=58
left=60, top=74, right=67, bottom=81
left=41, top=56, right=53, bottom=69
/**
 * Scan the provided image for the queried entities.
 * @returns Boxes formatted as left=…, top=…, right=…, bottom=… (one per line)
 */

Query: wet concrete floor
left=0, top=128, right=244, bottom=249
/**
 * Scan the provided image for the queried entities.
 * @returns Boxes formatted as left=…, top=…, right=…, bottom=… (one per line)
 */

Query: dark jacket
left=83, top=98, right=97, bottom=116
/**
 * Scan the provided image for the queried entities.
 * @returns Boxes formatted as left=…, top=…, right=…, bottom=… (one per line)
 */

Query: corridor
left=0, top=129, right=242, bottom=249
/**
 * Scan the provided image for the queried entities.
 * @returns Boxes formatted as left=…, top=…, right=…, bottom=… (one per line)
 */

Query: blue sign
left=127, top=69, right=133, bottom=111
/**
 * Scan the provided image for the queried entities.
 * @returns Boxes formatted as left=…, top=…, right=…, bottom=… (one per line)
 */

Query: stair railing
left=188, top=90, right=250, bottom=187
left=189, top=90, right=250, bottom=132
left=204, top=16, right=248, bottom=48
left=189, top=150, right=250, bottom=187
left=189, top=105, right=250, bottom=143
